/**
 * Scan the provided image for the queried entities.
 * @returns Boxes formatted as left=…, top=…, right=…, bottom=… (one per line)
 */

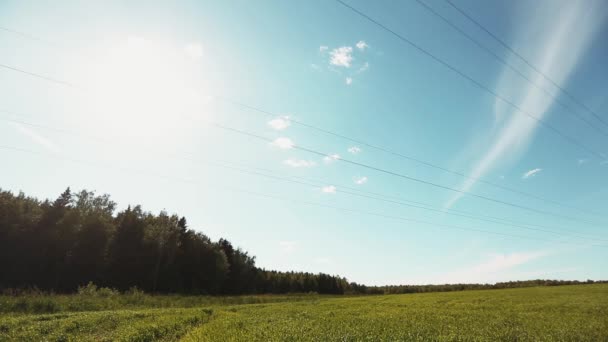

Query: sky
left=1, top=0, right=607, bottom=286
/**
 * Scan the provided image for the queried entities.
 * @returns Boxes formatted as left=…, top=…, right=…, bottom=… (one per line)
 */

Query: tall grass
left=0, top=283, right=325, bottom=314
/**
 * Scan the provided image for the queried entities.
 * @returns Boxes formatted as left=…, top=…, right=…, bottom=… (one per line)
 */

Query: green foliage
left=182, top=284, right=608, bottom=341
left=0, top=188, right=349, bottom=295
left=77, top=282, right=119, bottom=298
left=0, top=290, right=325, bottom=315
left=1, top=285, right=606, bottom=341
left=0, top=308, right=213, bottom=341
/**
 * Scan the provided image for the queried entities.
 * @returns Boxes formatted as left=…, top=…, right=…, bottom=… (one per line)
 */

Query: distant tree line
left=354, top=279, right=606, bottom=295
left=0, top=188, right=603, bottom=295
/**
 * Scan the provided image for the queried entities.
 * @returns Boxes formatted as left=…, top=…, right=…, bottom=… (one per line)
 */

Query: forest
left=0, top=188, right=602, bottom=295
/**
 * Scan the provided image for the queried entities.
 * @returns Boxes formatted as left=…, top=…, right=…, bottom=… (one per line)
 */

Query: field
left=1, top=284, right=607, bottom=341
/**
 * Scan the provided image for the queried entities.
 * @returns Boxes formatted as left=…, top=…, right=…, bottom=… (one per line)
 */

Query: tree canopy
left=0, top=188, right=349, bottom=294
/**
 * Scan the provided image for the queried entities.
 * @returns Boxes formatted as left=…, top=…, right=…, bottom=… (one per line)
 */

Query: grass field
left=1, top=284, right=607, bottom=341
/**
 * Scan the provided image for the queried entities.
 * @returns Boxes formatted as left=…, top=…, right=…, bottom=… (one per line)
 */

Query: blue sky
left=1, top=0, right=607, bottom=285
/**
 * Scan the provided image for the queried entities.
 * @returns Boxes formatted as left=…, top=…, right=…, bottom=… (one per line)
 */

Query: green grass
left=2, top=284, right=607, bottom=341
left=0, top=291, right=323, bottom=314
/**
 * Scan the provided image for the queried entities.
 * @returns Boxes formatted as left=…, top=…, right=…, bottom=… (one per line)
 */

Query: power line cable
left=413, top=0, right=608, bottom=137
left=223, top=98, right=607, bottom=218
left=1, top=24, right=605, bottom=217
left=205, top=158, right=608, bottom=239
left=181, top=156, right=608, bottom=242
left=0, top=63, right=80, bottom=89
left=333, top=0, right=606, bottom=160
left=0, top=143, right=605, bottom=249
left=443, top=0, right=608, bottom=129
left=211, top=121, right=608, bottom=227
left=2, top=104, right=605, bottom=227
left=2, top=114, right=606, bottom=241
left=2, top=29, right=606, bottom=224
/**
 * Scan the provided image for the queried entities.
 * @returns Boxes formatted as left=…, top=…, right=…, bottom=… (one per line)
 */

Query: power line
left=211, top=122, right=608, bottom=227
left=1, top=25, right=605, bottom=218
left=205, top=157, right=608, bottom=239
left=0, top=26, right=64, bottom=49
left=444, top=0, right=608, bottom=129
left=223, top=99, right=607, bottom=219
left=2, top=113, right=606, bottom=241
left=2, top=104, right=605, bottom=228
left=413, top=0, right=608, bottom=137
left=334, top=0, right=606, bottom=160
left=0, top=143, right=605, bottom=249
left=233, top=189, right=606, bottom=249
left=181, top=156, right=608, bottom=242
left=1, top=29, right=606, bottom=225
left=0, top=63, right=80, bottom=89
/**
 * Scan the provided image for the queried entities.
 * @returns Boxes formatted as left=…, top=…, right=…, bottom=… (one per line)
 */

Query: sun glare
left=79, top=36, right=209, bottom=145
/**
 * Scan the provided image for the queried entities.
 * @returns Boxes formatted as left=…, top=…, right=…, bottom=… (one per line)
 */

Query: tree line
left=0, top=188, right=349, bottom=294
left=355, top=279, right=605, bottom=295
left=1, top=188, right=603, bottom=295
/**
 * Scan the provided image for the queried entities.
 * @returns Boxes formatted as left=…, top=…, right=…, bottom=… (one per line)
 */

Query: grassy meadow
left=1, top=284, right=607, bottom=341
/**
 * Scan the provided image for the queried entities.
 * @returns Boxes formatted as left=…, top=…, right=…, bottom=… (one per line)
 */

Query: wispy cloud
left=12, top=123, right=60, bottom=153
left=471, top=251, right=549, bottom=274
left=323, top=153, right=341, bottom=163
left=270, top=137, right=294, bottom=150
left=353, top=176, right=368, bottom=185
left=444, top=1, right=603, bottom=208
left=319, top=45, right=328, bottom=53
left=348, top=146, right=361, bottom=154
left=283, top=158, right=316, bottom=168
left=345, top=77, right=353, bottom=85
left=267, top=116, right=290, bottom=130
left=357, top=62, right=369, bottom=73
left=321, top=185, right=337, bottom=194
left=329, top=46, right=353, bottom=67
left=356, top=40, right=369, bottom=51
left=522, top=168, right=542, bottom=179
left=439, top=250, right=550, bottom=284
left=577, top=158, right=588, bottom=165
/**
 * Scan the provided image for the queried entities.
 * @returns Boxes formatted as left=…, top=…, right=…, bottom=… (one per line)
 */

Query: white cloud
left=321, top=185, right=336, bottom=194
left=348, top=146, right=361, bottom=154
left=283, top=158, right=316, bottom=168
left=471, top=251, right=549, bottom=274
left=270, top=137, right=294, bottom=150
left=12, top=123, right=60, bottom=153
left=437, top=250, right=550, bottom=284
left=184, top=43, right=203, bottom=59
left=323, top=153, right=341, bottom=163
left=345, top=77, right=353, bottom=85
left=329, top=46, right=353, bottom=67
left=267, top=116, right=290, bottom=130
left=353, top=176, right=368, bottom=185
left=443, top=1, right=602, bottom=209
left=577, top=158, right=588, bottom=165
left=356, top=40, right=369, bottom=51
left=319, top=45, right=328, bottom=53
left=278, top=240, right=297, bottom=253
left=522, top=168, right=542, bottom=179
